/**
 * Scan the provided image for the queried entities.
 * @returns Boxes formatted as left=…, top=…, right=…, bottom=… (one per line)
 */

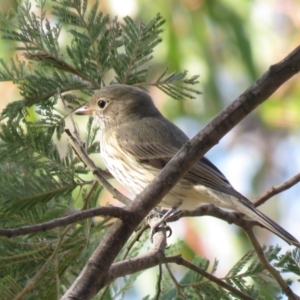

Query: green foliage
left=0, top=0, right=201, bottom=298
left=0, top=0, right=299, bottom=299
left=154, top=68, right=201, bottom=100
left=148, top=246, right=300, bottom=300
left=0, top=187, right=106, bottom=300
left=0, top=0, right=199, bottom=123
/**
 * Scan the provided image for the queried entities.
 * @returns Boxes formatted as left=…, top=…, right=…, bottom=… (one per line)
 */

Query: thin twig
left=165, top=263, right=187, bottom=300
left=14, top=224, right=74, bottom=300
left=59, top=88, right=80, bottom=139
left=244, top=226, right=300, bottom=299
left=103, top=215, right=168, bottom=286
left=0, top=206, right=132, bottom=238
left=167, top=204, right=258, bottom=229
left=121, top=223, right=149, bottom=260
left=254, top=173, right=300, bottom=207
left=154, top=264, right=162, bottom=300
left=105, top=214, right=254, bottom=300
left=65, top=129, right=131, bottom=206
left=81, top=180, right=99, bottom=210
left=103, top=243, right=255, bottom=300
left=60, top=88, right=130, bottom=206
left=99, top=285, right=110, bottom=300
left=165, top=256, right=255, bottom=300
left=100, top=224, right=148, bottom=300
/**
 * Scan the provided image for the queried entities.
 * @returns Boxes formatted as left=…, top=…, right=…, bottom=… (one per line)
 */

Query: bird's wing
left=116, top=117, right=243, bottom=199
left=117, top=118, right=300, bottom=245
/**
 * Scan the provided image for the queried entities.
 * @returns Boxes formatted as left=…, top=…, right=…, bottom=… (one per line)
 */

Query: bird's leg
left=159, top=207, right=178, bottom=223
left=147, top=207, right=178, bottom=242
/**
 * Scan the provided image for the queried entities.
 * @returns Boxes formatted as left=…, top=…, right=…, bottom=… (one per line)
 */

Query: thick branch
left=104, top=214, right=168, bottom=285
left=102, top=215, right=255, bottom=300
left=105, top=253, right=255, bottom=300
left=62, top=45, right=300, bottom=300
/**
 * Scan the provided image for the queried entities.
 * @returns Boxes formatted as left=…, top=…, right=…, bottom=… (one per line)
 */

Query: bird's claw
left=149, top=221, right=172, bottom=242
left=146, top=208, right=178, bottom=242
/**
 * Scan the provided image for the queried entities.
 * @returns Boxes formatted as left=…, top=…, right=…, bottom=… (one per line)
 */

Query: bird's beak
left=74, top=105, right=93, bottom=115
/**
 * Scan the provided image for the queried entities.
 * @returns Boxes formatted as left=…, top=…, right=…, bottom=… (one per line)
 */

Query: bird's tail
left=231, top=195, right=299, bottom=246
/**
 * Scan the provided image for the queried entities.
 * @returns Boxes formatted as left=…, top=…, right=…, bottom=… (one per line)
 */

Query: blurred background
left=1, top=0, right=300, bottom=298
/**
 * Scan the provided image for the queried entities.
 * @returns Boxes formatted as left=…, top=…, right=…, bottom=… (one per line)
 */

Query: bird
left=75, top=84, right=299, bottom=246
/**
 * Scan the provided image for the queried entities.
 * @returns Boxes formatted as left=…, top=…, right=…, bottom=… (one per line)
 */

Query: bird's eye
left=97, top=99, right=107, bottom=109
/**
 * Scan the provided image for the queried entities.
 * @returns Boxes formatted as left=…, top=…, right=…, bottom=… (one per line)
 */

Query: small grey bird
left=75, top=84, right=298, bottom=246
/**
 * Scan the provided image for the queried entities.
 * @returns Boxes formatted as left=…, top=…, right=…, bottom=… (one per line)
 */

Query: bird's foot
left=146, top=208, right=177, bottom=242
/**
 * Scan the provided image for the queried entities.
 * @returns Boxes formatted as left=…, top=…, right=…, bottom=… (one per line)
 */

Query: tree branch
left=243, top=225, right=300, bottom=300
left=169, top=205, right=300, bottom=298
left=164, top=262, right=187, bottom=300
left=165, top=256, right=256, bottom=300
left=62, top=45, right=300, bottom=300
left=167, top=204, right=258, bottom=228
left=254, top=172, right=300, bottom=207
left=155, top=264, right=163, bottom=300
left=65, top=128, right=131, bottom=206
left=0, top=206, right=131, bottom=238
left=103, top=214, right=168, bottom=286
left=61, top=90, right=130, bottom=206
left=102, top=214, right=255, bottom=300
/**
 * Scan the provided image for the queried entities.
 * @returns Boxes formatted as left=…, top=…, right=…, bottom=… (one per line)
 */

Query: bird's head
left=75, top=84, right=161, bottom=128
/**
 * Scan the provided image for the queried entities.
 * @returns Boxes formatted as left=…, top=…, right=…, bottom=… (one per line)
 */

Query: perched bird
left=75, top=84, right=298, bottom=246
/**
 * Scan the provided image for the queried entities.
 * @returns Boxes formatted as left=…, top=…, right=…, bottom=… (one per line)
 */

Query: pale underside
left=100, top=130, right=261, bottom=218
left=95, top=114, right=298, bottom=245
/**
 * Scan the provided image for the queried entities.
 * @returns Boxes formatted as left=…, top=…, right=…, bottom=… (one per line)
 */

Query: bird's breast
left=99, top=132, right=235, bottom=210
left=100, top=133, right=158, bottom=195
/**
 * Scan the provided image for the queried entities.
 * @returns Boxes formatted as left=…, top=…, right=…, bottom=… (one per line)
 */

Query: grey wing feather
left=117, top=116, right=299, bottom=245
left=117, top=116, right=243, bottom=199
